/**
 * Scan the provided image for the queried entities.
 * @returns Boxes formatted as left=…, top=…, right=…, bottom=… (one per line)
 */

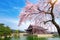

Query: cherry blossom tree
left=19, top=0, right=60, bottom=36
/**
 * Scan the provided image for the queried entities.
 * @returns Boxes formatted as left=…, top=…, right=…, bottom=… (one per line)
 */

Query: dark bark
left=38, top=1, right=60, bottom=35
left=50, top=3, right=60, bottom=36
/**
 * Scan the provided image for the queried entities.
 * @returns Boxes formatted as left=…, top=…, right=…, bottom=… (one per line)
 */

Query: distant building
left=26, top=25, right=50, bottom=34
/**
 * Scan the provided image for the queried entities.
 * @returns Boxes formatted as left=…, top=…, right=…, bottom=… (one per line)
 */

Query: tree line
left=0, top=23, right=11, bottom=37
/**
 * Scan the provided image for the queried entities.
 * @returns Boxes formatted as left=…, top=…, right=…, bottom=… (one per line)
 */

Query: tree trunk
left=57, top=28, right=60, bottom=36
left=50, top=4, right=60, bottom=36
left=52, top=20, right=60, bottom=36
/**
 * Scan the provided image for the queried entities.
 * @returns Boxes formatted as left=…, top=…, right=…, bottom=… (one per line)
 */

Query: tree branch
left=53, top=0, right=57, bottom=5
left=43, top=20, right=52, bottom=24
left=37, top=7, right=51, bottom=14
left=49, top=0, right=60, bottom=36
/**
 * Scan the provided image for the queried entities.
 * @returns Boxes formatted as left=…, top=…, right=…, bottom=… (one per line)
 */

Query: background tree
left=19, top=0, right=60, bottom=36
left=0, top=23, right=12, bottom=37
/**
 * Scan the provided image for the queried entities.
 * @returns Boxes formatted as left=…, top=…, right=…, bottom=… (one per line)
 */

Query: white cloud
left=0, top=18, right=30, bottom=31
left=18, top=21, right=31, bottom=31
left=13, top=7, right=21, bottom=10
left=0, top=18, right=19, bottom=29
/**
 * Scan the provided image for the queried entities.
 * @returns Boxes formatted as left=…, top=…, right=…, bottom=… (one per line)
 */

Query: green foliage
left=14, top=30, right=20, bottom=37
left=53, top=34, right=60, bottom=37
left=0, top=23, right=12, bottom=36
left=14, top=30, right=19, bottom=33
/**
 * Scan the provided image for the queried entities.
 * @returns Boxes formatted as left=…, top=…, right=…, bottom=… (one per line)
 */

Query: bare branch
left=37, top=7, right=51, bottom=14
left=47, top=0, right=52, bottom=5
left=53, top=0, right=57, bottom=5
left=44, top=20, right=52, bottom=24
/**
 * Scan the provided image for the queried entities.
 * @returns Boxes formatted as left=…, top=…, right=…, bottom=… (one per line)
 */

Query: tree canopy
left=19, top=0, right=60, bottom=36
left=0, top=23, right=12, bottom=36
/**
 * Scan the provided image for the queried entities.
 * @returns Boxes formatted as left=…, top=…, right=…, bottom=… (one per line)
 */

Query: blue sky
left=0, top=0, right=38, bottom=31
left=0, top=0, right=26, bottom=30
